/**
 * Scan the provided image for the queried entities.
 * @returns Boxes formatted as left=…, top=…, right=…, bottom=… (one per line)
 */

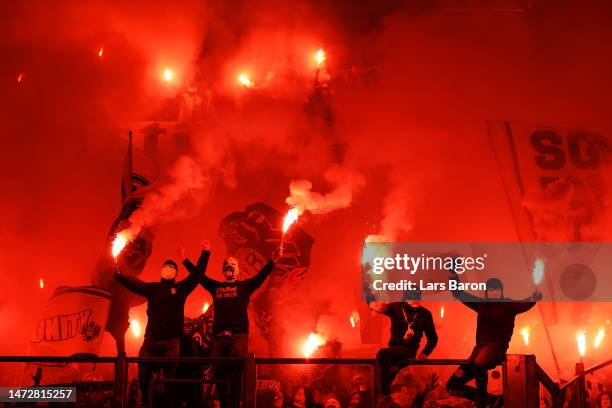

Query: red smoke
left=0, top=0, right=611, bottom=381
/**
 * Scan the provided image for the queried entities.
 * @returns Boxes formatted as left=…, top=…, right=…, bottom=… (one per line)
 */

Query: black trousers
left=138, top=337, right=180, bottom=408
left=211, top=333, right=249, bottom=408
left=376, top=346, right=417, bottom=395
left=446, top=343, right=506, bottom=408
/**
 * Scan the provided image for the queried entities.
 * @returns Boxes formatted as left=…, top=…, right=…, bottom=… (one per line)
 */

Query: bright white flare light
left=532, top=258, right=545, bottom=285
left=349, top=311, right=360, bottom=328
left=130, top=319, right=141, bottom=338
left=315, top=48, right=327, bottom=67
left=283, top=208, right=300, bottom=233
left=303, top=333, right=325, bottom=358
left=238, top=73, right=253, bottom=87
left=520, top=326, right=530, bottom=346
left=162, top=68, right=174, bottom=82
left=594, top=328, right=605, bottom=348
left=112, top=232, right=129, bottom=258
left=577, top=331, right=587, bottom=357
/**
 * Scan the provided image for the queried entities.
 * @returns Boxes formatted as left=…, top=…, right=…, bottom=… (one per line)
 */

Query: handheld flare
left=315, top=48, right=327, bottom=68
left=112, top=233, right=128, bottom=259
left=532, top=257, right=545, bottom=285
left=281, top=208, right=300, bottom=248
left=577, top=331, right=587, bottom=358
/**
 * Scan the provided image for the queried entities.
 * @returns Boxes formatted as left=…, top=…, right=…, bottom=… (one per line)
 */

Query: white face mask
left=223, top=257, right=240, bottom=281
left=160, top=266, right=177, bottom=280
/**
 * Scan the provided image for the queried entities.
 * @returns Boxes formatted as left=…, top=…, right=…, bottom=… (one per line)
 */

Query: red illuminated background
left=0, top=0, right=611, bottom=385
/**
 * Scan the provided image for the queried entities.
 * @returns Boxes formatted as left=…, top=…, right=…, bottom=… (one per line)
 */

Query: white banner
left=29, top=286, right=111, bottom=356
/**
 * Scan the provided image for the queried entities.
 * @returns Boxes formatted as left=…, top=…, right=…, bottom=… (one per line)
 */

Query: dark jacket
left=450, top=274, right=537, bottom=347
left=184, top=250, right=276, bottom=334
left=114, top=265, right=203, bottom=340
left=383, top=302, right=438, bottom=355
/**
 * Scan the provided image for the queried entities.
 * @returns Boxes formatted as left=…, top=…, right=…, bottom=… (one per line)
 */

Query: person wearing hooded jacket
left=114, top=250, right=207, bottom=407
left=369, top=292, right=438, bottom=397
left=183, top=242, right=283, bottom=407
left=445, top=271, right=542, bottom=408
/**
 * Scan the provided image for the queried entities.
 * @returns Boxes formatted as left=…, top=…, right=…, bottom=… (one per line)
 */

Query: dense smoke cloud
left=122, top=156, right=205, bottom=241
left=286, top=166, right=365, bottom=216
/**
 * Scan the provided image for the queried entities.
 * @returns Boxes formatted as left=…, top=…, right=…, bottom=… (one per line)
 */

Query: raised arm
left=244, top=260, right=276, bottom=292
left=195, top=240, right=212, bottom=272
left=182, top=242, right=219, bottom=293
left=244, top=247, right=282, bottom=292
left=183, top=251, right=219, bottom=293
left=178, top=257, right=204, bottom=294
left=181, top=241, right=211, bottom=275
left=419, top=310, right=439, bottom=357
left=449, top=271, right=482, bottom=312
left=114, top=270, right=152, bottom=297
left=511, top=289, right=541, bottom=314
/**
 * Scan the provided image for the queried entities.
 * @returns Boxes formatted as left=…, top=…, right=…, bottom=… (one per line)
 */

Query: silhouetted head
left=485, top=277, right=503, bottom=299
left=404, top=288, right=422, bottom=306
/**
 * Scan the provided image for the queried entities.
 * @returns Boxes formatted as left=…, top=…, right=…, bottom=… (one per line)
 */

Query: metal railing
left=560, top=358, right=612, bottom=393
left=0, top=354, right=568, bottom=407
left=0, top=355, right=470, bottom=407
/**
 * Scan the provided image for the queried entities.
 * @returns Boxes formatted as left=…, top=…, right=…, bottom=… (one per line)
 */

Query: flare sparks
left=111, top=232, right=129, bottom=258
left=238, top=73, right=254, bottom=88
left=577, top=331, right=587, bottom=357
left=130, top=319, right=141, bottom=338
left=303, top=332, right=325, bottom=358
left=532, top=258, right=545, bottom=285
left=282, top=208, right=300, bottom=234
left=520, top=326, right=530, bottom=346
left=594, top=328, right=605, bottom=348
left=315, top=48, right=327, bottom=67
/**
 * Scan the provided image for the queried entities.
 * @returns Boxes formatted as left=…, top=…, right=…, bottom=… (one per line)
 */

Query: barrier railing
left=535, top=362, right=561, bottom=407
left=557, top=358, right=612, bottom=408
left=0, top=355, right=574, bottom=407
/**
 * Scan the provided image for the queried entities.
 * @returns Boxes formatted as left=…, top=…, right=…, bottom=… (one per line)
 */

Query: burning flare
left=362, top=235, right=393, bottom=269
left=98, top=47, right=104, bottom=58
left=440, top=306, right=445, bottom=319
left=315, top=48, right=327, bottom=67
left=303, top=333, right=325, bottom=358
left=577, top=331, right=587, bottom=357
left=112, top=232, right=130, bottom=258
left=594, top=328, right=605, bottom=348
left=162, top=68, right=174, bottom=82
left=238, top=73, right=253, bottom=88
left=39, top=278, right=44, bottom=289
left=130, top=319, right=141, bottom=338
left=532, top=258, right=545, bottom=285
left=202, top=302, right=210, bottom=314
left=349, top=311, right=360, bottom=328
left=283, top=208, right=300, bottom=233
left=520, top=326, right=530, bottom=346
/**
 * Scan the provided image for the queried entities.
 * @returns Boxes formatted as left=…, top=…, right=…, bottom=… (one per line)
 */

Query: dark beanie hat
left=162, top=260, right=178, bottom=270
left=403, top=288, right=422, bottom=301
left=486, top=277, right=503, bottom=289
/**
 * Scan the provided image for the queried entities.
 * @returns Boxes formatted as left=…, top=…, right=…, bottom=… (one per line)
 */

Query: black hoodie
left=114, top=267, right=201, bottom=340
left=183, top=250, right=276, bottom=335
left=450, top=273, right=537, bottom=346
